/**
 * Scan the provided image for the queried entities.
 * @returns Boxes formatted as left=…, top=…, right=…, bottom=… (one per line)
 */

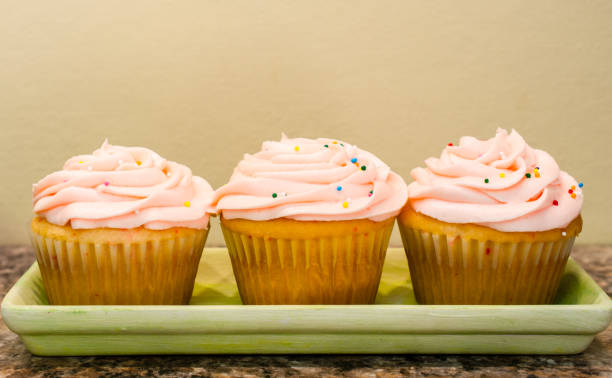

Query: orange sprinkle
left=571, top=193, right=577, bottom=199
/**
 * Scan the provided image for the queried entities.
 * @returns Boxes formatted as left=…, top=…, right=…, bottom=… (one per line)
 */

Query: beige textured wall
left=1, top=1, right=611, bottom=246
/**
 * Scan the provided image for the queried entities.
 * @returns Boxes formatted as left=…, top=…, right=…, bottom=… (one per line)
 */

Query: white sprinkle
left=562, top=231, right=567, bottom=237
left=87, top=166, right=93, bottom=171
left=118, top=160, right=123, bottom=165
left=281, top=192, right=288, bottom=197
left=500, top=151, right=506, bottom=159
left=135, top=209, right=139, bottom=214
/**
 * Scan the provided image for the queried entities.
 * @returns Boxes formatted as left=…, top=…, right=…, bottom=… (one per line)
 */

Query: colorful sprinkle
left=369, top=190, right=373, bottom=194
left=484, top=178, right=489, bottom=184
left=104, top=181, right=109, bottom=186
left=553, top=200, right=559, bottom=206
left=342, top=201, right=349, bottom=208
left=336, top=186, right=342, bottom=191
left=333, top=141, right=338, bottom=144
left=486, top=247, right=491, bottom=255
left=294, top=146, right=299, bottom=151
left=571, top=185, right=576, bottom=190
left=79, top=161, right=84, bottom=164
left=360, top=165, right=366, bottom=171
left=324, top=144, right=329, bottom=148
left=534, top=168, right=540, bottom=178
left=136, top=161, right=142, bottom=166
left=368, top=193, right=373, bottom=197
left=272, top=193, right=278, bottom=198
left=184, top=201, right=191, bottom=207
left=351, top=158, right=358, bottom=163
left=499, top=173, right=506, bottom=178
left=578, top=182, right=583, bottom=188
left=571, top=193, right=577, bottom=199
left=525, top=173, right=531, bottom=178
left=340, top=143, right=344, bottom=146
left=448, top=143, right=453, bottom=146
left=568, top=189, right=573, bottom=194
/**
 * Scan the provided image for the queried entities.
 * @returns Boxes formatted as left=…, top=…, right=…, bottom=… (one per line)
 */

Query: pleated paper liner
left=398, top=208, right=583, bottom=305
left=220, top=217, right=395, bottom=304
left=30, top=217, right=208, bottom=305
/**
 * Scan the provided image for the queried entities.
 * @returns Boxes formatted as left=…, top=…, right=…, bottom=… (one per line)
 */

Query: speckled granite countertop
left=1, top=244, right=610, bottom=377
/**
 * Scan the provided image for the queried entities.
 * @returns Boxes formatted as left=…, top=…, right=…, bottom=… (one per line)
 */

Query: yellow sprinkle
left=534, top=171, right=540, bottom=178
left=342, top=201, right=349, bottom=208
left=79, top=161, right=84, bottom=164
left=571, top=185, right=576, bottom=190
left=184, top=201, right=191, bottom=207
left=499, top=173, right=506, bottom=178
left=333, top=141, right=338, bottom=144
left=571, top=193, right=576, bottom=199
left=136, top=161, right=142, bottom=165
left=294, top=146, right=299, bottom=152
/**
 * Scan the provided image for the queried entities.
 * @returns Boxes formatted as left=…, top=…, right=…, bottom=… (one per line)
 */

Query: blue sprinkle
left=351, top=158, right=357, bottom=163
left=336, top=186, right=342, bottom=191
left=578, top=182, right=583, bottom=188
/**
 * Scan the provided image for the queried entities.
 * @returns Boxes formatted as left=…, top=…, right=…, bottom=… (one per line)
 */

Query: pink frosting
left=33, top=140, right=213, bottom=230
left=213, top=134, right=408, bottom=222
left=408, top=129, right=583, bottom=232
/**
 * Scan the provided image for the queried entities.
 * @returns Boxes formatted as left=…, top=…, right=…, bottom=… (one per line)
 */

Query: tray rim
left=3, top=249, right=611, bottom=337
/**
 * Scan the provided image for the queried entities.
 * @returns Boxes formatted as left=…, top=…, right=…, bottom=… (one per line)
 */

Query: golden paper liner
left=30, top=217, right=208, bottom=305
left=220, top=217, right=395, bottom=304
left=398, top=207, right=582, bottom=304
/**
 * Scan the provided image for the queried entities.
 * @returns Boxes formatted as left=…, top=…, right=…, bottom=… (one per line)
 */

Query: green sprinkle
left=484, top=178, right=489, bottom=184
left=340, top=143, right=344, bottom=146
left=324, top=144, right=329, bottom=148
left=369, top=190, right=373, bottom=194
left=361, top=165, right=366, bottom=171
left=272, top=193, right=278, bottom=198
left=525, top=173, right=531, bottom=178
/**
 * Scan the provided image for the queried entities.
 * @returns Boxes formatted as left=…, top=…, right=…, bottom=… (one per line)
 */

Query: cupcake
left=399, top=129, right=583, bottom=304
left=213, top=134, right=408, bottom=304
left=31, top=140, right=214, bottom=305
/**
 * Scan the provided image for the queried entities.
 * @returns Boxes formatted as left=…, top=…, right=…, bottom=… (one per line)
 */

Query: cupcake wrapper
left=30, top=229, right=208, bottom=305
left=221, top=222, right=394, bottom=305
left=399, top=226, right=575, bottom=304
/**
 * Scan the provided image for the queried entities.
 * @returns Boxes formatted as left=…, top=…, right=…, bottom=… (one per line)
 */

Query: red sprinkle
left=448, top=143, right=453, bottom=146
left=104, top=181, right=109, bottom=186
left=553, top=200, right=559, bottom=206
left=568, top=189, right=573, bottom=194
left=486, top=248, right=491, bottom=255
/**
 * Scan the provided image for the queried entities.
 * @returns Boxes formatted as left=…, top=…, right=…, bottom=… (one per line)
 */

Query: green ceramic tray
left=2, top=248, right=611, bottom=356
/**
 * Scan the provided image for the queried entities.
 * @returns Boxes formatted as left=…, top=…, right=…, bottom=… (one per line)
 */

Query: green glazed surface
left=2, top=248, right=611, bottom=355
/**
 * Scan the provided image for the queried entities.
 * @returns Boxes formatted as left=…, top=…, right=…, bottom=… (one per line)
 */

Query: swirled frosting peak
left=33, top=140, right=213, bottom=230
left=213, top=134, right=408, bottom=221
left=408, top=128, right=583, bottom=232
